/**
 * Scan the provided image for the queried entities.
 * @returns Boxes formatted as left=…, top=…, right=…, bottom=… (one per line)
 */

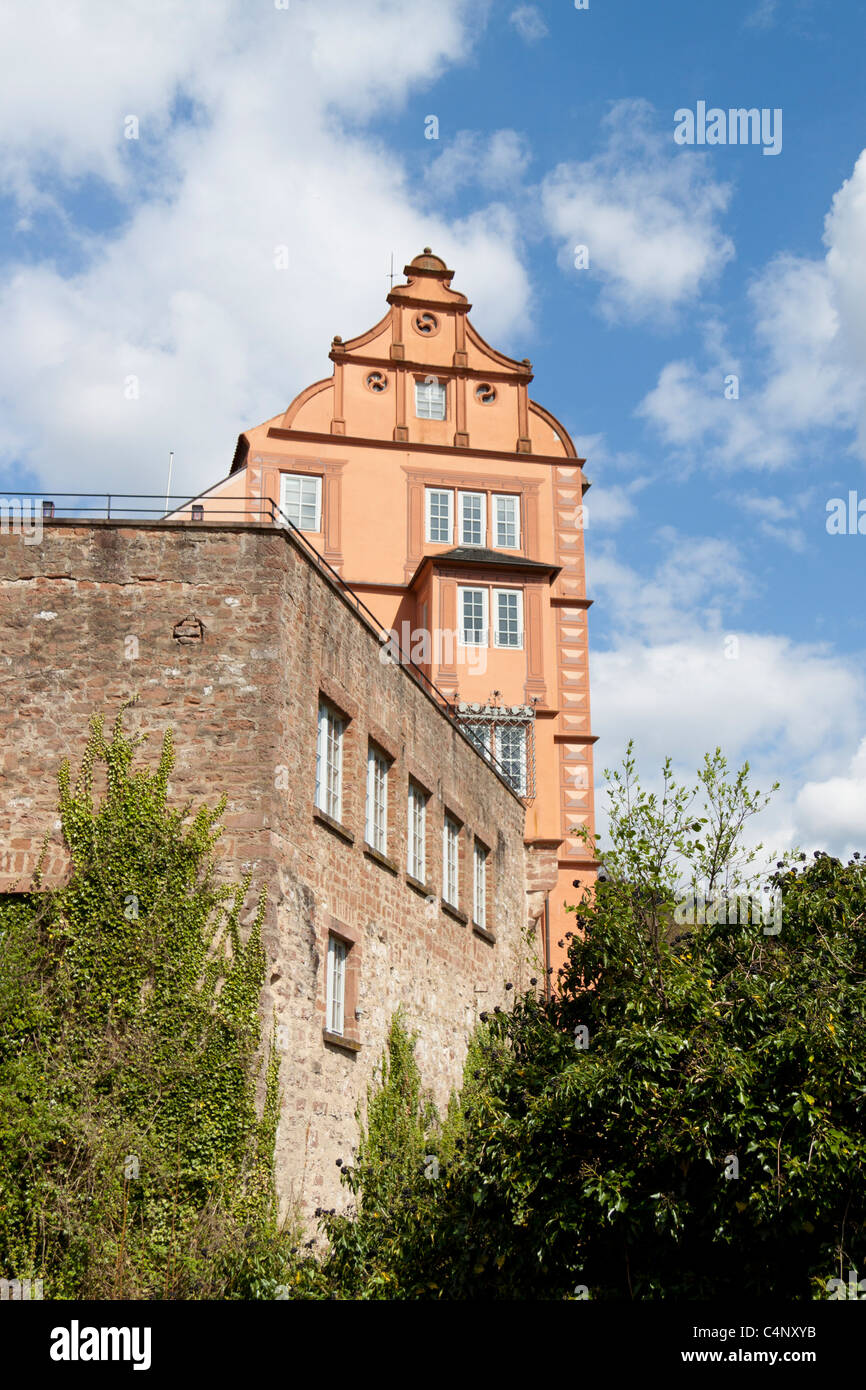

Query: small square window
left=415, top=380, right=447, bottom=420
left=280, top=473, right=322, bottom=531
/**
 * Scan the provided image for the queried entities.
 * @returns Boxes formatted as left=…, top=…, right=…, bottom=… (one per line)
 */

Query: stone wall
left=0, top=521, right=537, bottom=1221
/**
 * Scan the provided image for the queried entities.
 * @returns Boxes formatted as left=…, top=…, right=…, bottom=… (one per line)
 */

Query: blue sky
left=1, top=0, right=865, bottom=860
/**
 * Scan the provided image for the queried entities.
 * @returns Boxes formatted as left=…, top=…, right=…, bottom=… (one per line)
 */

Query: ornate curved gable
left=257, top=250, right=576, bottom=460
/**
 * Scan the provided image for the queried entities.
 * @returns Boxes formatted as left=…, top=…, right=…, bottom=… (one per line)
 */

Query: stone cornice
left=266, top=426, right=584, bottom=469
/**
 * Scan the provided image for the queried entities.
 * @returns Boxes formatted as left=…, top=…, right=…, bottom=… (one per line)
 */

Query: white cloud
left=793, top=740, right=866, bottom=852
left=589, top=528, right=754, bottom=644
left=584, top=485, right=639, bottom=530
left=588, top=536, right=866, bottom=861
left=574, top=432, right=647, bottom=476
left=0, top=0, right=532, bottom=499
left=0, top=0, right=232, bottom=203
left=541, top=99, right=735, bottom=322
left=738, top=493, right=798, bottom=524
left=593, top=631, right=860, bottom=771
left=744, top=0, right=779, bottom=29
left=0, top=0, right=482, bottom=203
left=639, top=149, right=866, bottom=471
left=425, top=129, right=532, bottom=201
left=734, top=492, right=808, bottom=550
left=572, top=432, right=650, bottom=530
left=509, top=5, right=549, bottom=42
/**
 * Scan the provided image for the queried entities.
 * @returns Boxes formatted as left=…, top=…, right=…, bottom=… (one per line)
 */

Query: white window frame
left=442, top=814, right=460, bottom=908
left=458, top=586, right=488, bottom=647
left=415, top=380, right=447, bottom=421
left=407, top=782, right=427, bottom=882
left=280, top=472, right=322, bottom=532
left=493, top=494, right=520, bottom=549
left=493, top=588, right=524, bottom=649
left=365, top=744, right=389, bottom=854
left=425, top=487, right=453, bottom=544
left=495, top=725, right=528, bottom=796
left=458, top=491, right=486, bottom=547
left=473, top=841, right=488, bottom=928
left=315, top=700, right=344, bottom=821
left=326, top=934, right=348, bottom=1035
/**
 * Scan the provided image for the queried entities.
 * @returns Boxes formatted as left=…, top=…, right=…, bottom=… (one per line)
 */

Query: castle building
left=0, top=250, right=596, bottom=1221
left=187, top=250, right=598, bottom=965
left=1, top=517, right=537, bottom=1220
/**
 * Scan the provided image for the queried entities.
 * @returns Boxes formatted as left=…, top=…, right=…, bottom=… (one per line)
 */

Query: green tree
left=313, top=748, right=866, bottom=1299
left=0, top=705, right=292, bottom=1299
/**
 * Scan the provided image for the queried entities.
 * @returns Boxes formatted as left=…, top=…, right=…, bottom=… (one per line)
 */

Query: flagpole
left=165, top=450, right=174, bottom=516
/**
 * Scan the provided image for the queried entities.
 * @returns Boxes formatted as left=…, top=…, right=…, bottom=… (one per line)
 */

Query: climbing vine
left=0, top=703, right=292, bottom=1299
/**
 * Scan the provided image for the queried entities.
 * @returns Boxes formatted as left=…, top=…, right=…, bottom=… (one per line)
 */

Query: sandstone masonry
left=0, top=520, right=544, bottom=1221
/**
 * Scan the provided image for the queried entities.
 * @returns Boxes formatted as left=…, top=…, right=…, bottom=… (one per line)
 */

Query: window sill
left=313, top=807, right=355, bottom=845
left=472, top=922, right=496, bottom=944
left=406, top=873, right=434, bottom=899
left=323, top=1029, right=361, bottom=1053
left=279, top=520, right=323, bottom=537
left=442, top=899, right=468, bottom=925
left=364, top=843, right=399, bottom=875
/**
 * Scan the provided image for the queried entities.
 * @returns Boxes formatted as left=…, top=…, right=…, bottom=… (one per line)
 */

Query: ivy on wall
left=0, top=702, right=292, bottom=1299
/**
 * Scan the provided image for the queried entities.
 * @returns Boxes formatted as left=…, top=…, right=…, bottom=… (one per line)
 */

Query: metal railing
left=1, top=493, right=282, bottom=522
left=459, top=712, right=537, bottom=802
left=2, top=490, right=525, bottom=799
